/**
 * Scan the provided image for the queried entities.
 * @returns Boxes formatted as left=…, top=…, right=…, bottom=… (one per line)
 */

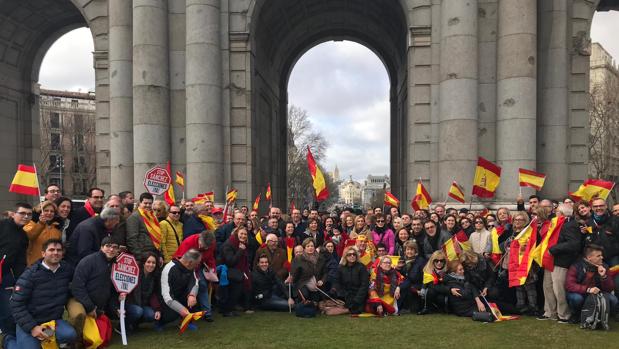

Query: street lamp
left=55, top=157, right=64, bottom=189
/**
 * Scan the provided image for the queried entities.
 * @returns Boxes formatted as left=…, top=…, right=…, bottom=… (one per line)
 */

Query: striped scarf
left=138, top=208, right=162, bottom=249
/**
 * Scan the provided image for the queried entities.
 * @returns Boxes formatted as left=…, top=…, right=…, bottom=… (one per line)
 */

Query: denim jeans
left=5, top=319, right=76, bottom=349
left=257, top=295, right=290, bottom=312
left=197, top=269, right=212, bottom=316
left=0, top=273, right=16, bottom=336
left=125, top=304, right=156, bottom=328
left=566, top=292, right=618, bottom=315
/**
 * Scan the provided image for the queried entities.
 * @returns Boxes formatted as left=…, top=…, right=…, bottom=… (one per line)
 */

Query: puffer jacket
left=10, top=260, right=74, bottom=332
left=160, top=219, right=183, bottom=263
left=71, top=251, right=114, bottom=313
left=333, top=262, right=369, bottom=312
left=23, top=221, right=62, bottom=266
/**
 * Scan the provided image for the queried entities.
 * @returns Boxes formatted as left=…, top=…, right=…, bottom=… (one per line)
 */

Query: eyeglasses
left=15, top=211, right=33, bottom=217
left=169, top=211, right=181, bottom=215
left=433, top=259, right=446, bottom=264
left=91, top=196, right=104, bottom=199
left=376, top=220, right=385, bottom=223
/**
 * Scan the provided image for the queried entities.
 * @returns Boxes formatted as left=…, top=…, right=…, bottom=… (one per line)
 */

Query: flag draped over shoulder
left=411, top=181, right=432, bottom=211
left=533, top=216, right=566, bottom=271
left=252, top=193, right=261, bottom=212
left=518, top=168, right=546, bottom=191
left=306, top=147, right=329, bottom=201
left=138, top=208, right=162, bottom=249
left=9, top=164, right=39, bottom=196
left=442, top=230, right=471, bottom=262
left=164, top=161, right=176, bottom=206
left=448, top=181, right=465, bottom=203
left=472, top=157, right=501, bottom=198
left=569, top=179, right=614, bottom=202
left=384, top=192, right=400, bottom=207
left=508, top=219, right=538, bottom=287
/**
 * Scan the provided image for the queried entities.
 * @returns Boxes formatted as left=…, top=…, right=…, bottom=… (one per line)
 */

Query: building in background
left=39, top=88, right=97, bottom=198
left=362, top=175, right=390, bottom=209
left=338, top=176, right=362, bottom=206
left=589, top=43, right=619, bottom=201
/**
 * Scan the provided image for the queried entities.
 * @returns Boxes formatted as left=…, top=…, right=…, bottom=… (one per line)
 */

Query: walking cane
left=288, top=273, right=292, bottom=313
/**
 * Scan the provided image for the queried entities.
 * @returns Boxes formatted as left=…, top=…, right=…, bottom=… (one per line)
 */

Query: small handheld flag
left=307, top=147, right=329, bottom=201
left=252, top=193, right=261, bottom=212
left=569, top=179, right=614, bottom=202
left=175, top=171, right=185, bottom=188
left=448, top=181, right=466, bottom=203
left=164, top=161, right=176, bottom=206
left=265, top=183, right=272, bottom=201
left=518, top=168, right=546, bottom=191
left=411, top=181, right=432, bottom=211
left=9, top=164, right=40, bottom=196
left=384, top=192, right=400, bottom=207
left=226, top=188, right=238, bottom=203
left=472, top=157, right=501, bottom=198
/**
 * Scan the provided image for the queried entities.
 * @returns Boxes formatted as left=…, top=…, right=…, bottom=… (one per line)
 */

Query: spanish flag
left=518, top=168, right=546, bottom=191
left=265, top=183, right=272, bottom=201
left=9, top=164, right=39, bottom=196
left=569, top=179, right=614, bottom=202
left=192, top=192, right=214, bottom=204
left=175, top=171, right=185, bottom=188
left=472, top=157, right=501, bottom=198
left=284, top=236, right=295, bottom=271
left=490, top=225, right=506, bottom=265
left=423, top=271, right=439, bottom=285
left=384, top=191, right=400, bottom=207
left=179, top=311, right=205, bottom=334
left=164, top=162, right=176, bottom=206
left=252, top=193, right=261, bottom=212
left=533, top=216, right=566, bottom=271
left=508, top=219, right=538, bottom=287
left=442, top=230, right=471, bottom=262
left=448, top=181, right=465, bottom=203
left=138, top=208, right=162, bottom=249
left=226, top=188, right=238, bottom=203
left=306, top=147, right=329, bottom=201
left=411, top=181, right=432, bottom=211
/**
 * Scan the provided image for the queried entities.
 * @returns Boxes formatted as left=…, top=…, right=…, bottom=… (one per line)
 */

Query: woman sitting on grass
left=444, top=260, right=487, bottom=317
left=331, top=246, right=369, bottom=314
left=366, top=256, right=403, bottom=316
left=418, top=250, right=449, bottom=315
left=290, top=238, right=328, bottom=306
left=396, top=240, right=426, bottom=314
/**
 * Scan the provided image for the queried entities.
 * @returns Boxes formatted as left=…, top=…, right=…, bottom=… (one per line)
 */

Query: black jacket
left=71, top=251, right=114, bottom=313
left=399, top=257, right=427, bottom=292
left=584, top=214, right=619, bottom=259
left=67, top=216, right=110, bottom=265
left=215, top=222, right=236, bottom=256
left=252, top=267, right=287, bottom=301
left=67, top=206, right=96, bottom=241
left=290, top=253, right=327, bottom=294
left=548, top=219, right=583, bottom=269
left=334, top=262, right=369, bottom=311
left=463, top=256, right=496, bottom=291
left=10, top=260, right=74, bottom=332
left=0, top=218, right=29, bottom=280
left=444, top=274, right=478, bottom=317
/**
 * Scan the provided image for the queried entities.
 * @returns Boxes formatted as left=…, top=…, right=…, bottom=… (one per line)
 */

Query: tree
left=589, top=76, right=619, bottom=202
left=287, top=105, right=337, bottom=210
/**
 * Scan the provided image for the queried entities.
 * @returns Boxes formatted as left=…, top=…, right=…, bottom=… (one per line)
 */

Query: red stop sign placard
left=111, top=253, right=140, bottom=294
left=143, top=166, right=171, bottom=195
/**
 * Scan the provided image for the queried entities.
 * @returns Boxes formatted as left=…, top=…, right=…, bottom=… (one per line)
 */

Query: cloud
left=591, top=11, right=619, bottom=61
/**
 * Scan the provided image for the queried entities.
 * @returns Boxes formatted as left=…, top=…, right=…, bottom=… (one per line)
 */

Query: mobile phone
left=42, top=327, right=55, bottom=337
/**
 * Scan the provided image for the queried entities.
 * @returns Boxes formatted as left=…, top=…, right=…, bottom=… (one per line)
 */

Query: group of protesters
left=1, top=184, right=619, bottom=348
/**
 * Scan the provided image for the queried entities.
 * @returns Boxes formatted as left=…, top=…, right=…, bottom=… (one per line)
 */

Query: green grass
left=108, top=312, right=619, bottom=349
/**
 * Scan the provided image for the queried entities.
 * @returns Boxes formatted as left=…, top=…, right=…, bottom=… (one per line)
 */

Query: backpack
left=580, top=293, right=610, bottom=330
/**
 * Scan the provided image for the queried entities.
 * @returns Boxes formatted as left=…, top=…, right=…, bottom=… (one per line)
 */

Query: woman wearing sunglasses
left=469, top=216, right=491, bottom=256
left=331, top=246, right=369, bottom=314
left=418, top=251, right=449, bottom=315
left=371, top=213, right=395, bottom=255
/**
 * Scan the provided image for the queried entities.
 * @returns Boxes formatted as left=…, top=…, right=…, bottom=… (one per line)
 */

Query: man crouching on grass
left=159, top=249, right=201, bottom=330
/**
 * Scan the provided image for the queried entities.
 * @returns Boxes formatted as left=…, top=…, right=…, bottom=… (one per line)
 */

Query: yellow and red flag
left=9, top=164, right=39, bottom=196
left=192, top=192, right=214, bottom=204
left=442, top=230, right=471, bottom=262
left=265, top=183, right=272, bottom=201
left=226, top=188, right=238, bottom=203
left=384, top=191, right=400, bottom=207
left=164, top=161, right=176, bottom=206
left=411, top=181, right=432, bottom=211
left=179, top=311, right=205, bottom=334
left=448, top=181, right=465, bottom=203
left=533, top=216, right=566, bottom=271
left=489, top=225, right=506, bottom=265
left=138, top=208, right=162, bottom=249
left=284, top=236, right=296, bottom=271
left=609, top=265, right=619, bottom=278
left=423, top=271, right=439, bottom=285
left=175, top=171, right=185, bottom=188
left=472, top=157, right=501, bottom=198
left=518, top=168, right=546, bottom=191
left=306, top=147, right=329, bottom=201
left=508, top=219, right=538, bottom=287
left=488, top=302, right=518, bottom=321
left=252, top=193, right=261, bottom=212
left=569, top=179, right=614, bottom=202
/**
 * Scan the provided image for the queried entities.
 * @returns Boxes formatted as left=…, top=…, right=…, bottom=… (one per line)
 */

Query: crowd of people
left=1, top=184, right=619, bottom=348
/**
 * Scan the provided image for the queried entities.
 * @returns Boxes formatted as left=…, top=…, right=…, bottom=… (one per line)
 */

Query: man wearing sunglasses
left=0, top=203, right=33, bottom=340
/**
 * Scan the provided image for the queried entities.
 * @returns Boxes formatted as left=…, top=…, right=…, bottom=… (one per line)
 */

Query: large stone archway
left=0, top=0, right=108, bottom=206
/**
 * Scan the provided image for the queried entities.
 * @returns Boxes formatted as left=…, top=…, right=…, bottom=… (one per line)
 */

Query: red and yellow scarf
left=138, top=208, right=162, bottom=249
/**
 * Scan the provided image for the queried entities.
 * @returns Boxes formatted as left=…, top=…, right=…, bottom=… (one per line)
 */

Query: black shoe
left=569, top=316, right=580, bottom=324
left=417, top=308, right=431, bottom=315
left=557, top=318, right=570, bottom=324
left=536, top=314, right=551, bottom=320
left=204, top=316, right=214, bottom=323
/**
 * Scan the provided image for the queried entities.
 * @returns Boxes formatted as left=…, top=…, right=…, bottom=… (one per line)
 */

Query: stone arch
left=247, top=0, right=410, bottom=205
left=0, top=0, right=108, bottom=205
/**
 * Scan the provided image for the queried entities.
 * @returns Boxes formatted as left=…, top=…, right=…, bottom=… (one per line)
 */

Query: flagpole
left=469, top=195, right=474, bottom=211
left=32, top=163, right=42, bottom=203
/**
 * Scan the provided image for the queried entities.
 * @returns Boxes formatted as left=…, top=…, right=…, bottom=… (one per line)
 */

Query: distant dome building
left=338, top=176, right=362, bottom=206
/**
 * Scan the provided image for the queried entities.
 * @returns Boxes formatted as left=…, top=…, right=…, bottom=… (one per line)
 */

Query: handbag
left=472, top=311, right=495, bottom=322
left=318, top=300, right=349, bottom=316
left=203, top=265, right=219, bottom=283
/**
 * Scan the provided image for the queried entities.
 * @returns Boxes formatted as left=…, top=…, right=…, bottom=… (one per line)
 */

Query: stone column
left=109, top=0, right=134, bottom=193
left=496, top=0, right=537, bottom=201
left=538, top=0, right=569, bottom=199
left=185, top=0, right=223, bottom=199
left=438, top=0, right=478, bottom=199
left=169, top=0, right=186, bottom=198
left=132, top=0, right=170, bottom=191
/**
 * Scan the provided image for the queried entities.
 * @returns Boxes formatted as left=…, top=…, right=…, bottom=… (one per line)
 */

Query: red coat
left=173, top=234, right=216, bottom=269
left=565, top=260, right=615, bottom=295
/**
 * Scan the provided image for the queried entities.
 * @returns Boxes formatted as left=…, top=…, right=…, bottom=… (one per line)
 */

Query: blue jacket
left=67, top=216, right=109, bottom=265
left=71, top=251, right=114, bottom=313
left=10, top=260, right=74, bottom=332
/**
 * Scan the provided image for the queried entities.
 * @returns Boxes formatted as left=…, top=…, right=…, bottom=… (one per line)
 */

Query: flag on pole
left=533, top=216, right=566, bottom=271
left=175, top=171, right=185, bottom=188
left=384, top=192, right=400, bottom=207
left=472, top=157, right=501, bottom=198
left=508, top=219, right=538, bottom=287
left=226, top=188, right=238, bottom=203
left=442, top=230, right=471, bottom=262
left=306, top=147, right=329, bottom=201
left=164, top=161, right=176, bottom=206
left=265, top=183, right=272, bottom=201
left=9, top=164, right=40, bottom=196
left=489, top=225, right=506, bottom=265
left=252, top=193, right=261, bottom=212
left=518, top=168, right=546, bottom=191
left=411, top=181, right=432, bottom=211
left=448, top=181, right=466, bottom=203
left=569, top=179, right=615, bottom=202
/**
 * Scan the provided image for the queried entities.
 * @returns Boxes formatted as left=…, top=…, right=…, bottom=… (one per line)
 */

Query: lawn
left=109, top=312, right=619, bottom=349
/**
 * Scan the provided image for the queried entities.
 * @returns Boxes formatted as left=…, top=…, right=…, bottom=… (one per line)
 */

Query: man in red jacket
left=173, top=231, right=216, bottom=321
left=565, top=244, right=618, bottom=321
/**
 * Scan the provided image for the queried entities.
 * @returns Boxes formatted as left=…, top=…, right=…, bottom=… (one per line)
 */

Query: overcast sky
left=39, top=11, right=619, bottom=181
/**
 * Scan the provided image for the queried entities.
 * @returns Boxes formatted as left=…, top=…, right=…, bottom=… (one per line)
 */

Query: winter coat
left=334, top=262, right=369, bottom=312
left=0, top=218, right=29, bottom=281
left=10, top=260, right=74, bottom=332
left=173, top=234, right=217, bottom=270
left=423, top=230, right=451, bottom=259
left=399, top=257, right=427, bottom=293
left=160, top=219, right=183, bottom=263
left=469, top=229, right=491, bottom=255
left=584, top=214, right=619, bottom=259
left=220, top=235, right=250, bottom=288
left=463, top=256, right=496, bottom=291
left=254, top=246, right=288, bottom=281
left=160, top=259, right=198, bottom=313
left=252, top=267, right=287, bottom=301
left=71, top=251, right=114, bottom=313
left=565, top=259, right=615, bottom=295
left=66, top=216, right=110, bottom=265
left=126, top=270, right=162, bottom=311
left=215, top=222, right=236, bottom=254
left=183, top=214, right=206, bottom=240
left=66, top=205, right=97, bottom=241
left=290, top=253, right=327, bottom=294
left=126, top=211, right=159, bottom=258
left=444, top=274, right=479, bottom=317
left=23, top=221, right=62, bottom=266
left=371, top=228, right=395, bottom=255
left=548, top=219, right=583, bottom=269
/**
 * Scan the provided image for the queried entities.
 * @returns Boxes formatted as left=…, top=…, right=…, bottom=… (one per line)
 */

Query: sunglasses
left=169, top=211, right=181, bottom=215
left=376, top=220, right=385, bottom=223
left=346, top=253, right=356, bottom=257
left=433, top=259, right=446, bottom=264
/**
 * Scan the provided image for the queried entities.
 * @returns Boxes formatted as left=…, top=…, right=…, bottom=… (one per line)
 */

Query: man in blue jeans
left=5, top=239, right=77, bottom=349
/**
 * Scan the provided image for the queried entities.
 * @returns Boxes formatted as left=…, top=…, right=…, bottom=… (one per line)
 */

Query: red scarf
left=84, top=200, right=96, bottom=217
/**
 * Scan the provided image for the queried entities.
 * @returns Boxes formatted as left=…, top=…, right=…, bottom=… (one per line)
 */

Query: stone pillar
left=478, top=0, right=497, bottom=162
left=438, top=0, right=478, bottom=200
left=538, top=0, right=569, bottom=199
left=495, top=0, right=537, bottom=201
left=132, top=0, right=170, bottom=191
left=109, top=0, right=134, bottom=193
left=185, top=0, right=223, bottom=199
left=169, top=0, right=186, bottom=198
